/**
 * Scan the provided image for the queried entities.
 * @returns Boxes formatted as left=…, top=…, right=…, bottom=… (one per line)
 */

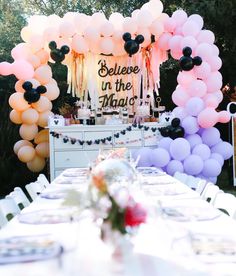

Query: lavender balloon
left=181, top=116, right=199, bottom=135
left=202, top=159, right=222, bottom=177
left=185, top=97, right=205, bottom=116
left=210, top=153, right=224, bottom=167
left=136, top=148, right=152, bottom=167
left=183, top=154, right=204, bottom=175
left=166, top=160, right=184, bottom=176
left=151, top=148, right=170, bottom=168
left=192, top=144, right=211, bottom=161
left=211, top=141, right=233, bottom=160
left=158, top=137, right=173, bottom=151
left=169, top=138, right=191, bottom=161
left=201, top=127, right=221, bottom=147
left=173, top=107, right=188, bottom=120
left=186, top=134, right=202, bottom=149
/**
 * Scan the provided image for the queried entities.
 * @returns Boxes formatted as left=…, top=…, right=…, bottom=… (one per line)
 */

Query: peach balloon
left=197, top=108, right=218, bottom=128
left=9, top=93, right=30, bottom=111
left=15, top=80, right=25, bottom=92
left=21, top=26, right=32, bottom=42
left=37, top=111, right=53, bottom=127
left=34, top=65, right=52, bottom=85
left=100, top=38, right=114, bottom=55
left=123, top=17, right=138, bottom=34
left=149, top=20, right=164, bottom=37
left=27, top=155, right=46, bottom=172
left=218, top=111, right=230, bottom=123
left=84, top=27, right=100, bottom=43
left=100, top=21, right=114, bottom=37
left=136, top=9, right=153, bottom=28
left=138, top=28, right=151, bottom=48
left=19, top=124, right=38, bottom=141
left=34, top=129, right=49, bottom=144
left=21, top=108, right=39, bottom=124
left=12, top=60, right=35, bottom=80
left=72, top=35, right=89, bottom=54
left=32, top=96, right=52, bottom=113
left=18, top=146, right=36, bottom=163
left=11, top=43, right=31, bottom=60
left=44, top=82, right=60, bottom=101
left=10, top=110, right=22, bottom=124
left=59, top=21, right=75, bottom=38
left=27, top=54, right=41, bottom=69
left=35, top=142, right=49, bottom=158
left=43, top=27, right=60, bottom=42
left=158, top=33, right=172, bottom=50
left=35, top=49, right=49, bottom=64
left=13, top=140, right=33, bottom=155
left=28, top=34, right=45, bottom=53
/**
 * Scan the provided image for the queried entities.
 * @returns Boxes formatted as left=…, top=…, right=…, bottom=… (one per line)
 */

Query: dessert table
left=0, top=168, right=236, bottom=276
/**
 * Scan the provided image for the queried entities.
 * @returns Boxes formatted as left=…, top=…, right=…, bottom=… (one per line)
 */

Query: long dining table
left=0, top=167, right=236, bottom=276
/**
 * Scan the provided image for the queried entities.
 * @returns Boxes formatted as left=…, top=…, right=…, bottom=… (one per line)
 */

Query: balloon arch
left=0, top=0, right=233, bottom=183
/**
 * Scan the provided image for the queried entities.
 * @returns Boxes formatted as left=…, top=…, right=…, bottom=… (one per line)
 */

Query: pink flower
left=124, top=203, right=147, bottom=227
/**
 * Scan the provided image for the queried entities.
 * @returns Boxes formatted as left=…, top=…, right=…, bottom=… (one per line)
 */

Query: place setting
left=0, top=235, right=63, bottom=265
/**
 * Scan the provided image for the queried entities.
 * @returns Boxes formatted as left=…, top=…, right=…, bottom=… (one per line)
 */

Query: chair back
left=201, top=184, right=223, bottom=204
left=37, top=174, right=49, bottom=188
left=25, top=181, right=45, bottom=201
left=7, top=188, right=30, bottom=210
left=0, top=198, right=21, bottom=222
left=213, top=193, right=236, bottom=218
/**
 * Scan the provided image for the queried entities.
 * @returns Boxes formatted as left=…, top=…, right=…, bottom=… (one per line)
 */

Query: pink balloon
left=12, top=60, right=34, bottom=80
left=11, top=43, right=30, bottom=60
left=218, top=111, right=230, bottom=123
left=164, top=18, right=176, bottom=33
left=123, top=17, right=138, bottom=34
left=84, top=27, right=100, bottom=42
left=204, top=94, right=219, bottom=108
left=213, top=91, right=223, bottom=103
left=0, top=62, right=12, bottom=76
left=188, top=80, right=207, bottom=97
left=177, top=71, right=196, bottom=87
left=197, top=30, right=215, bottom=44
left=195, top=43, right=213, bottom=61
left=193, top=61, right=211, bottom=80
left=197, top=108, right=218, bottom=128
left=100, top=21, right=114, bottom=37
left=172, top=10, right=188, bottom=27
left=174, top=26, right=183, bottom=35
left=207, top=56, right=222, bottom=71
left=168, top=35, right=183, bottom=52
left=72, top=35, right=89, bottom=54
left=158, top=33, right=172, bottom=50
left=149, top=20, right=164, bottom=37
left=100, top=38, right=114, bottom=55
left=170, top=50, right=182, bottom=60
left=182, top=20, right=200, bottom=37
left=180, top=36, right=198, bottom=50
left=172, top=87, right=190, bottom=106
left=59, top=21, right=75, bottom=38
left=205, top=72, right=223, bottom=93
left=212, top=45, right=220, bottom=56
left=188, top=14, right=204, bottom=29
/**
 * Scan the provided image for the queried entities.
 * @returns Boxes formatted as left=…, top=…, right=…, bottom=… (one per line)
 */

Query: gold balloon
left=35, top=142, right=49, bottom=158
left=34, top=129, right=49, bottom=144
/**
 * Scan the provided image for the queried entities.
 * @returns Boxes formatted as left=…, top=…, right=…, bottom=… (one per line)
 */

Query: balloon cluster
left=179, top=47, right=202, bottom=71
left=23, top=81, right=47, bottom=104
left=49, top=41, right=70, bottom=63
left=123, top=33, right=145, bottom=57
left=159, top=118, right=185, bottom=139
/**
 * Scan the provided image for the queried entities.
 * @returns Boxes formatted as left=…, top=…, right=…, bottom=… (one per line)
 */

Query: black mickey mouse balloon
left=123, top=32, right=144, bottom=57
left=23, top=81, right=47, bottom=104
left=49, top=41, right=70, bottom=63
left=159, top=118, right=185, bottom=140
left=179, top=46, right=202, bottom=71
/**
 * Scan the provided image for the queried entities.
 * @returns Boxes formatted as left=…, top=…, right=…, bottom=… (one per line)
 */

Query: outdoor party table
left=0, top=168, right=236, bottom=276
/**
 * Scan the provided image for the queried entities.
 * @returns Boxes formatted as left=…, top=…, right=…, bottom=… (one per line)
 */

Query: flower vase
left=101, top=222, right=133, bottom=260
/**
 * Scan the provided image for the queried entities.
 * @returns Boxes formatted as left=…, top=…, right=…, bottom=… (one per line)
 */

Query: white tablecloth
left=0, top=170, right=236, bottom=276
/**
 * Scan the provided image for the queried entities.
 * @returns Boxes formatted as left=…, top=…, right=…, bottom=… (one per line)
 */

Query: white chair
left=0, top=209, right=8, bottom=228
left=6, top=187, right=30, bottom=210
left=37, top=174, right=50, bottom=188
left=213, top=193, right=236, bottom=218
left=185, top=175, right=200, bottom=190
left=25, top=181, right=45, bottom=201
left=173, top=172, right=188, bottom=184
left=201, top=183, right=223, bottom=204
left=0, top=198, right=21, bottom=223
left=195, top=179, right=207, bottom=195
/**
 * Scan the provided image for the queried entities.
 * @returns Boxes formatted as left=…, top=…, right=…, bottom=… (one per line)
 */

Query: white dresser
left=49, top=122, right=164, bottom=180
